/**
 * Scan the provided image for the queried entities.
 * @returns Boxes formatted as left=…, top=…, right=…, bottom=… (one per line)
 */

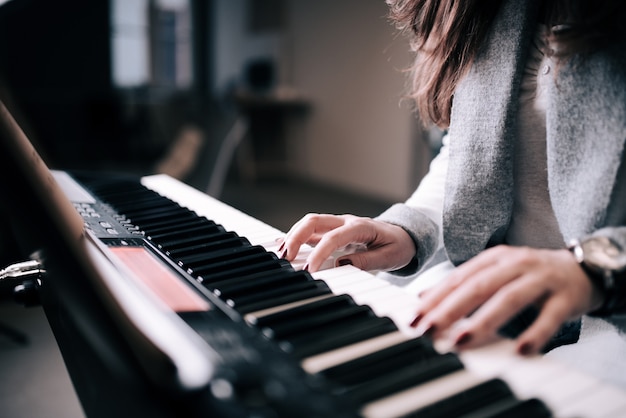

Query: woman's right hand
left=279, top=213, right=417, bottom=273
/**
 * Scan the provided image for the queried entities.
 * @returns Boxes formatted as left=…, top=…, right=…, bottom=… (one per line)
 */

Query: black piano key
left=152, top=227, right=229, bottom=250
left=165, top=234, right=247, bottom=258
left=108, top=188, right=172, bottom=200
left=235, top=284, right=333, bottom=315
left=342, top=352, right=464, bottom=405
left=319, top=337, right=437, bottom=387
left=190, top=250, right=276, bottom=278
left=283, top=316, right=398, bottom=358
left=145, top=217, right=219, bottom=238
left=127, top=210, right=199, bottom=231
left=114, top=195, right=179, bottom=209
left=177, top=244, right=261, bottom=269
left=228, top=280, right=332, bottom=311
left=198, top=258, right=291, bottom=284
left=121, top=213, right=199, bottom=232
left=93, top=187, right=147, bottom=199
left=483, top=398, right=553, bottom=418
left=148, top=221, right=223, bottom=242
left=262, top=304, right=373, bottom=340
left=113, top=197, right=181, bottom=210
left=212, top=270, right=311, bottom=298
left=127, top=207, right=197, bottom=226
left=403, top=378, right=517, bottom=418
left=115, top=198, right=177, bottom=216
left=251, top=294, right=355, bottom=328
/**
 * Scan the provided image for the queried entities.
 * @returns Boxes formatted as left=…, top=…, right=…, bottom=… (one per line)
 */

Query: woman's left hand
left=411, top=245, right=605, bottom=355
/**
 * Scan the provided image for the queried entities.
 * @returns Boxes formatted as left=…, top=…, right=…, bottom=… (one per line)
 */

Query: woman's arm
left=376, top=134, right=450, bottom=274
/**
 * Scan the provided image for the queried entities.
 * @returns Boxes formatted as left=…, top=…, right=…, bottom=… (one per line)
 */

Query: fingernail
left=409, top=313, right=423, bottom=328
left=454, top=331, right=472, bottom=347
left=279, top=248, right=288, bottom=259
left=518, top=342, right=534, bottom=356
left=278, top=242, right=285, bottom=252
left=337, top=258, right=353, bottom=266
left=302, top=263, right=309, bottom=272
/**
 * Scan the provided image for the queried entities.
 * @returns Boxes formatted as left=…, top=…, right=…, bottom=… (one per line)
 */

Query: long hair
left=388, top=0, right=626, bottom=128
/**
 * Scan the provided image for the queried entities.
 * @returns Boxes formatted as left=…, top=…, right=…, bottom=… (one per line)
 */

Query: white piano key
left=244, top=294, right=333, bottom=323
left=331, top=275, right=389, bottom=295
left=386, top=307, right=424, bottom=336
left=360, top=370, right=485, bottom=418
left=313, top=266, right=418, bottom=312
left=352, top=286, right=412, bottom=310
left=311, top=264, right=365, bottom=280
left=141, top=175, right=284, bottom=245
left=353, top=285, right=418, bottom=310
left=499, top=357, right=595, bottom=416
left=312, top=265, right=371, bottom=290
left=574, top=385, right=626, bottom=418
left=457, top=339, right=522, bottom=379
left=301, top=330, right=410, bottom=374
left=354, top=292, right=417, bottom=322
left=511, top=363, right=626, bottom=418
left=459, top=340, right=626, bottom=418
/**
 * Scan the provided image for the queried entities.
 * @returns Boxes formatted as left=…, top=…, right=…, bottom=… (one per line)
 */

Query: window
left=111, top=0, right=192, bottom=89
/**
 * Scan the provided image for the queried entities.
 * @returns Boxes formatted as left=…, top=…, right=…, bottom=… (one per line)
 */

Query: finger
left=339, top=243, right=402, bottom=272
left=304, top=222, right=374, bottom=272
left=417, top=246, right=507, bottom=311
left=416, top=259, right=520, bottom=337
left=282, top=214, right=345, bottom=261
left=452, top=272, right=547, bottom=348
left=515, top=295, right=573, bottom=355
left=413, top=247, right=511, bottom=331
left=284, top=213, right=343, bottom=244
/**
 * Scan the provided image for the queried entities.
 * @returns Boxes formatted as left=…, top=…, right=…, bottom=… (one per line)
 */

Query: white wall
left=212, top=0, right=424, bottom=202
left=287, top=0, right=418, bottom=201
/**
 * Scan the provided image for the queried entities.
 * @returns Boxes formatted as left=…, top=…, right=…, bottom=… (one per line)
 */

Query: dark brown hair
left=388, top=0, right=626, bottom=128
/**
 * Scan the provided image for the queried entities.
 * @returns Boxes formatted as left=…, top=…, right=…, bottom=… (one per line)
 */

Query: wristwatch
left=568, top=236, right=626, bottom=316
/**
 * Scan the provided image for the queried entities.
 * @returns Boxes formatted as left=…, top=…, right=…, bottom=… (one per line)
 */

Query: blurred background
left=0, top=0, right=438, bottom=207
left=0, top=0, right=441, bottom=416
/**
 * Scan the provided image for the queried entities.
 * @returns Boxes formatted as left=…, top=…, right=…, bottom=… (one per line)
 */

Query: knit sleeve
left=375, top=135, right=450, bottom=275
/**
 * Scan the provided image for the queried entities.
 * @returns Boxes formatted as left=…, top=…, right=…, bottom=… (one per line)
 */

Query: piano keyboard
left=68, top=172, right=626, bottom=418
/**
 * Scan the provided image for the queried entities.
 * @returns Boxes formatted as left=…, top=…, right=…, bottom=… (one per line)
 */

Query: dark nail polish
left=337, top=258, right=353, bottom=266
left=279, top=248, right=288, bottom=259
left=278, top=242, right=285, bottom=252
left=302, top=263, right=309, bottom=272
left=518, top=342, right=534, bottom=356
left=409, top=313, right=423, bottom=328
left=454, top=331, right=472, bottom=347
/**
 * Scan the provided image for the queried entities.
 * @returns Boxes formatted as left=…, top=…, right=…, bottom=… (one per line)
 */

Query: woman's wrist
left=567, top=236, right=626, bottom=316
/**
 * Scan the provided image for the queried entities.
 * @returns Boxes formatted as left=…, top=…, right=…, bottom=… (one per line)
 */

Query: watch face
left=582, top=236, right=626, bottom=271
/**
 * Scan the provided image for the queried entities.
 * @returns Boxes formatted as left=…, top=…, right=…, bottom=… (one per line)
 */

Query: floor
left=0, top=301, right=85, bottom=418
left=0, top=176, right=392, bottom=418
